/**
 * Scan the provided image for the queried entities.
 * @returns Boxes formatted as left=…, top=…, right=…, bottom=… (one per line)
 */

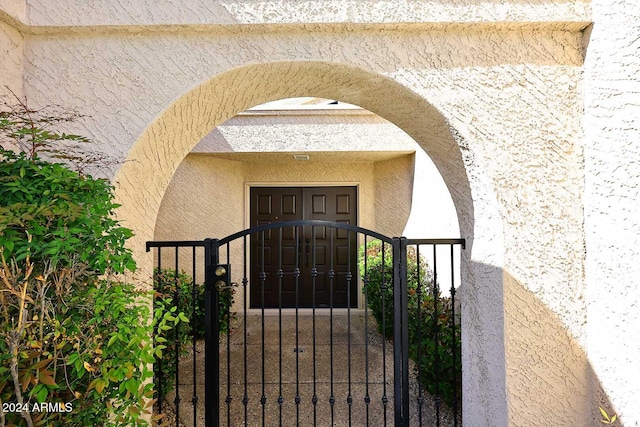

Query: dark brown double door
left=250, top=186, right=358, bottom=308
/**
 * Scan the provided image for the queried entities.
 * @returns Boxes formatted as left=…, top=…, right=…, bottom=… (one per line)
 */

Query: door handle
left=215, top=281, right=238, bottom=293
left=297, top=239, right=311, bottom=266
left=305, top=238, right=310, bottom=267
left=297, top=239, right=311, bottom=254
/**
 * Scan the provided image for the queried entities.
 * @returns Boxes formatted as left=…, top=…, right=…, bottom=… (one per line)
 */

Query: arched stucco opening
left=113, top=61, right=507, bottom=423
left=114, top=61, right=476, bottom=251
left=154, top=97, right=451, bottom=241
left=155, top=95, right=463, bottom=311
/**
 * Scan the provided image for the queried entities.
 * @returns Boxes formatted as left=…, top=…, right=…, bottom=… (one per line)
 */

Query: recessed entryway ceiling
left=191, top=97, right=420, bottom=156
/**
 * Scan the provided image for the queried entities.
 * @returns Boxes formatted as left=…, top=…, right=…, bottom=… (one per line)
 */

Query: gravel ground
left=156, top=314, right=461, bottom=426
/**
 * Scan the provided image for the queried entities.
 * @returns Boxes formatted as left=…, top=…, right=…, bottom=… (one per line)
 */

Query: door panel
left=250, top=187, right=301, bottom=308
left=250, top=186, right=357, bottom=308
left=301, top=187, right=357, bottom=307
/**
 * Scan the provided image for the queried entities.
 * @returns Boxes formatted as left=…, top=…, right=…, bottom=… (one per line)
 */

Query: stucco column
left=584, top=0, right=640, bottom=423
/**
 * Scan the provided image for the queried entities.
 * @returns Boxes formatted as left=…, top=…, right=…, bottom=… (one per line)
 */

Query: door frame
left=245, top=182, right=363, bottom=310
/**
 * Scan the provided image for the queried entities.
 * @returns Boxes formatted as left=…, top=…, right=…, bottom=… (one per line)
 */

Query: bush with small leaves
left=152, top=268, right=235, bottom=398
left=359, top=240, right=461, bottom=409
left=0, top=99, right=163, bottom=426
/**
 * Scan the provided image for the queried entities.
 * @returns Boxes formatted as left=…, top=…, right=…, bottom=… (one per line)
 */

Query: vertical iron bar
left=400, top=238, right=410, bottom=427
left=363, top=235, right=371, bottom=426
left=278, top=227, right=284, bottom=426
left=243, top=235, right=249, bottom=426
left=225, top=242, right=232, bottom=426
left=392, top=237, right=403, bottom=426
left=393, top=238, right=402, bottom=426
left=311, top=226, right=318, bottom=426
left=191, top=246, right=198, bottom=427
left=329, top=227, right=336, bottom=424
left=204, top=238, right=220, bottom=427
left=450, top=244, right=458, bottom=427
left=174, top=247, right=181, bottom=427
left=416, top=244, right=424, bottom=427
left=381, top=241, right=388, bottom=425
left=433, top=245, right=441, bottom=427
left=295, top=226, right=301, bottom=423
left=347, top=231, right=353, bottom=426
left=260, top=231, right=267, bottom=427
left=155, top=248, right=164, bottom=416
left=393, top=237, right=409, bottom=426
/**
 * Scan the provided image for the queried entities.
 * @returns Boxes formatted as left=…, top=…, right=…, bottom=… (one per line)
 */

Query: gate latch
left=215, top=281, right=238, bottom=292
left=213, top=264, right=236, bottom=292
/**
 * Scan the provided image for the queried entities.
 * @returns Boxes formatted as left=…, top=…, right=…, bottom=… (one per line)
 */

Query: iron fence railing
left=147, top=221, right=464, bottom=426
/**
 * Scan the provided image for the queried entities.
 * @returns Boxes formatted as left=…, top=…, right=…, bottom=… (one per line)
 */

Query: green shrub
left=0, top=97, right=132, bottom=275
left=359, top=240, right=432, bottom=338
left=153, top=268, right=235, bottom=397
left=0, top=272, right=159, bottom=427
left=0, top=149, right=135, bottom=275
left=0, top=100, right=161, bottom=426
left=359, top=240, right=461, bottom=408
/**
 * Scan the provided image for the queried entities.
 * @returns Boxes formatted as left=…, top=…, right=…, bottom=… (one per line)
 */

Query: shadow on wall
left=468, top=262, right=616, bottom=425
left=112, top=57, right=610, bottom=422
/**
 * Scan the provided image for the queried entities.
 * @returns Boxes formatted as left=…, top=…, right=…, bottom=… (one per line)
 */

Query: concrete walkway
left=165, top=312, right=457, bottom=426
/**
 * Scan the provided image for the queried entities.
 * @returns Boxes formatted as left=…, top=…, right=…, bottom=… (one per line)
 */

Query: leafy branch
left=1, top=86, right=119, bottom=176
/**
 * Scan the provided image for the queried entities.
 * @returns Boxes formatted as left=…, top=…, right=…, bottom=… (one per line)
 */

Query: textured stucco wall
left=154, top=156, right=245, bottom=308
left=373, top=155, right=414, bottom=237
left=156, top=154, right=415, bottom=241
left=193, top=111, right=418, bottom=154
left=503, top=272, right=591, bottom=424
left=0, top=2, right=597, bottom=423
left=0, top=19, right=24, bottom=99
left=155, top=153, right=414, bottom=310
left=584, top=0, right=640, bottom=424
left=0, top=1, right=26, bottom=25
left=24, top=0, right=589, bottom=27
left=155, top=156, right=245, bottom=242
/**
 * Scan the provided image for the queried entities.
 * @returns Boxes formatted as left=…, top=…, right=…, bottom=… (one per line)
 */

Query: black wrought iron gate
left=147, top=220, right=464, bottom=426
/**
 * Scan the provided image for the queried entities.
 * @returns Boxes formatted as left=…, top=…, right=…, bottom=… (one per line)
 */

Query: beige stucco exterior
left=584, top=1, right=640, bottom=422
left=160, top=108, right=437, bottom=240
left=1, top=1, right=638, bottom=425
left=0, top=18, right=23, bottom=99
left=154, top=109, right=456, bottom=311
left=155, top=152, right=415, bottom=309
